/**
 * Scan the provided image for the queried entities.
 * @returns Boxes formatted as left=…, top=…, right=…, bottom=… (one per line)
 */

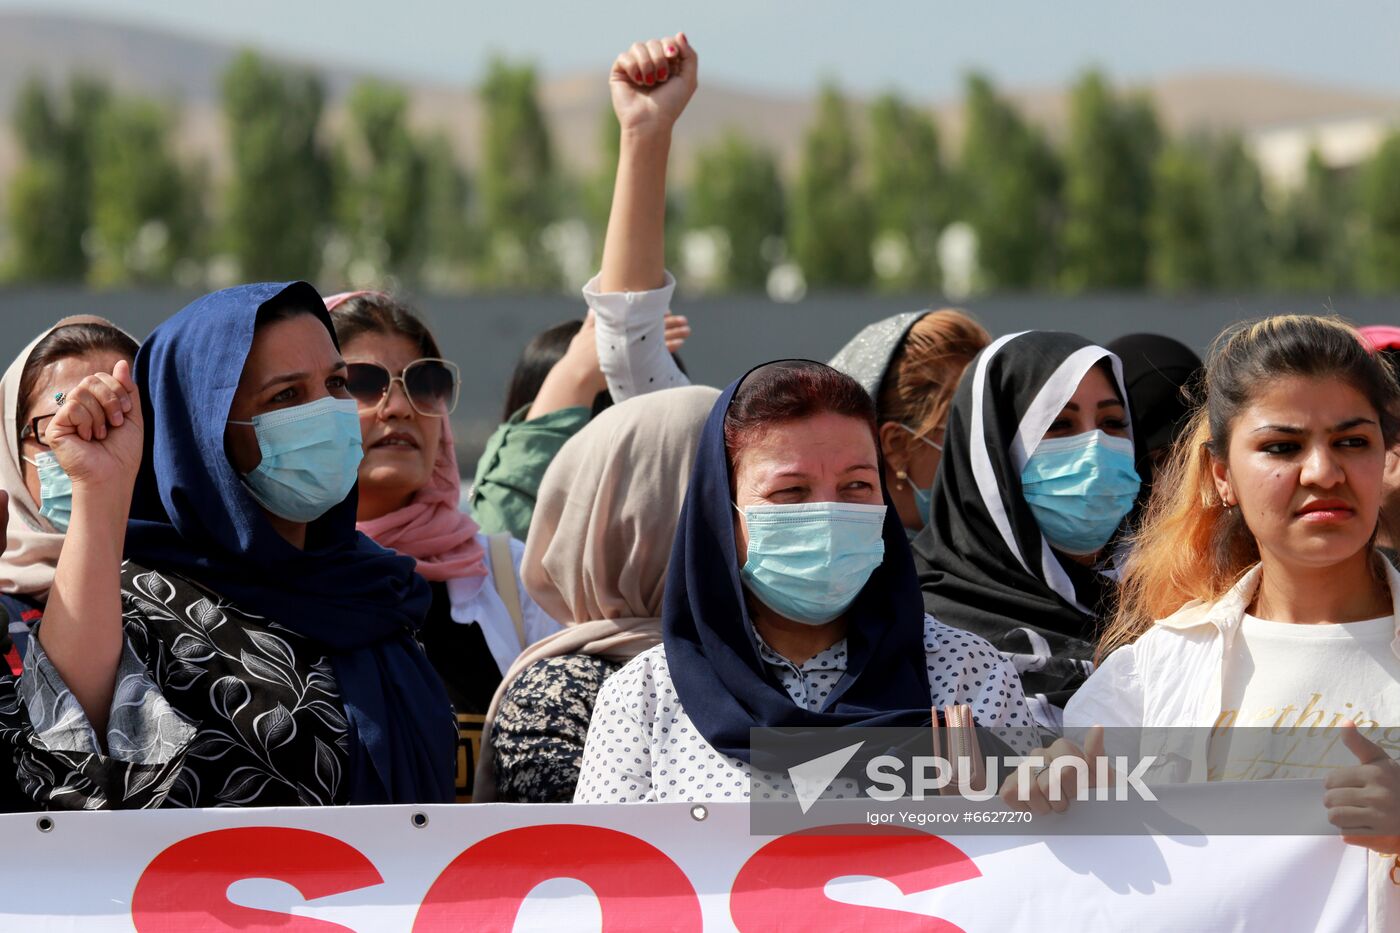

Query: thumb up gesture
left=1323, top=721, right=1400, bottom=853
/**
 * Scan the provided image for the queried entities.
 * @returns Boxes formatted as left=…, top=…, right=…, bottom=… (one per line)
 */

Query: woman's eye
left=269, top=387, right=296, bottom=404
left=846, top=481, right=873, bottom=492
left=1261, top=442, right=1299, bottom=455
left=327, top=376, right=348, bottom=391
left=1047, top=419, right=1071, bottom=433
left=1101, top=417, right=1129, bottom=431
left=1337, top=436, right=1370, bottom=449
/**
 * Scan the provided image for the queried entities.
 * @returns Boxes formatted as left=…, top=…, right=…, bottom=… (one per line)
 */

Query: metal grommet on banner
left=411, top=811, right=429, bottom=829
left=35, top=816, right=54, bottom=833
left=690, top=804, right=708, bottom=822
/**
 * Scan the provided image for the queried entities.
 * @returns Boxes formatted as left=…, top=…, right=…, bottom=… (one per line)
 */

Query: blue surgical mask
left=1019, top=430, right=1140, bottom=556
left=897, top=423, right=943, bottom=528
left=23, top=451, right=72, bottom=531
left=229, top=396, right=364, bottom=523
left=737, top=501, right=887, bottom=625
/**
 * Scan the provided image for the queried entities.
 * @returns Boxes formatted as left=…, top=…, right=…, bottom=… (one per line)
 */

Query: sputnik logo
left=788, top=741, right=864, bottom=814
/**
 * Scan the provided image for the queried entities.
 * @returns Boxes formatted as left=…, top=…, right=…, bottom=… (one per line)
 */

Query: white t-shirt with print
left=1210, top=614, right=1400, bottom=782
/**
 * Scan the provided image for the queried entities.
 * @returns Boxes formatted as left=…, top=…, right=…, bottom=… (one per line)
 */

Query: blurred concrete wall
left=2, top=288, right=1395, bottom=468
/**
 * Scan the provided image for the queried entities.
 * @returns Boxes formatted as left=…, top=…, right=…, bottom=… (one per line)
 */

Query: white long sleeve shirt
left=582, top=271, right=691, bottom=403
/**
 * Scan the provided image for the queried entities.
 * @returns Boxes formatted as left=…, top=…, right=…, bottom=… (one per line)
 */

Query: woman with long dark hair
left=1008, top=316, right=1400, bottom=921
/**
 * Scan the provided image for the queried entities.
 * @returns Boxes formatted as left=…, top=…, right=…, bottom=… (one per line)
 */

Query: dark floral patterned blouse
left=489, top=653, right=622, bottom=803
left=0, top=562, right=356, bottom=809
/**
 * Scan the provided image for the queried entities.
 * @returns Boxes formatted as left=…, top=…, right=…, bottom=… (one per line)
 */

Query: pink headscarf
left=1359, top=324, right=1400, bottom=354
left=328, top=290, right=487, bottom=583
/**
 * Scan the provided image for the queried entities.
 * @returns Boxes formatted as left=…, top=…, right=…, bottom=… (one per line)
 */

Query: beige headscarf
left=0, top=316, right=137, bottom=599
left=473, top=384, right=720, bottom=800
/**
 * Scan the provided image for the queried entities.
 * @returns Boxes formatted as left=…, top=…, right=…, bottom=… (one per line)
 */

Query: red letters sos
left=130, top=824, right=979, bottom=931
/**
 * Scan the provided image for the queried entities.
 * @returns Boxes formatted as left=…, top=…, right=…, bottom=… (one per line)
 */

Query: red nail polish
left=666, top=46, right=676, bottom=54
left=658, top=69, right=668, bottom=80
left=646, top=74, right=655, bottom=85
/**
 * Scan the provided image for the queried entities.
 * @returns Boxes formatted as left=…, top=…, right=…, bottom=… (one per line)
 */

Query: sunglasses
left=18, top=413, right=57, bottom=448
left=344, top=358, right=460, bottom=417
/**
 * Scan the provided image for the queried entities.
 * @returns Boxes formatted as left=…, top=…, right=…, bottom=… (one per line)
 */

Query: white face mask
left=22, top=450, right=73, bottom=531
left=228, top=396, right=364, bottom=522
left=735, top=501, right=888, bottom=624
left=896, top=423, right=943, bottom=529
left=897, top=422, right=943, bottom=453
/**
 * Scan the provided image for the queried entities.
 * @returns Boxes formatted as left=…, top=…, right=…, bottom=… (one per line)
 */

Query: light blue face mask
left=23, top=451, right=72, bottom=531
left=897, top=423, right=944, bottom=531
left=1019, top=430, right=1141, bottom=556
left=737, top=501, right=887, bottom=625
left=229, top=395, right=364, bottom=523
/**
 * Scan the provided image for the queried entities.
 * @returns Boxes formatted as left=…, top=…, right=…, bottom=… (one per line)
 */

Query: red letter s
left=730, top=827, right=980, bottom=932
left=414, top=824, right=701, bottom=932
left=131, top=827, right=382, bottom=932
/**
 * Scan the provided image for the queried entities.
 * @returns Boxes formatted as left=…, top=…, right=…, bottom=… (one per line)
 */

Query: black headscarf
left=662, top=362, right=935, bottom=763
left=912, top=331, right=1131, bottom=723
left=1106, top=333, right=1202, bottom=497
left=125, top=282, right=456, bottom=804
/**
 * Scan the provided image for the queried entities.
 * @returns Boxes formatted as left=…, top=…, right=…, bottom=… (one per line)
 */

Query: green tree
left=221, top=50, right=332, bottom=280
left=1273, top=149, right=1354, bottom=291
left=1359, top=132, right=1400, bottom=292
left=478, top=57, right=557, bottom=286
left=6, top=75, right=111, bottom=281
left=1203, top=134, right=1271, bottom=290
left=584, top=105, right=622, bottom=249
left=419, top=133, right=475, bottom=290
left=1148, top=134, right=1274, bottom=292
left=88, top=98, right=203, bottom=285
left=342, top=79, right=428, bottom=280
left=1147, top=141, right=1214, bottom=290
left=13, top=78, right=62, bottom=157
left=686, top=133, right=785, bottom=289
left=957, top=73, right=1061, bottom=290
left=790, top=84, right=872, bottom=287
left=867, top=93, right=947, bottom=290
left=7, top=161, right=73, bottom=281
left=1060, top=72, right=1160, bottom=290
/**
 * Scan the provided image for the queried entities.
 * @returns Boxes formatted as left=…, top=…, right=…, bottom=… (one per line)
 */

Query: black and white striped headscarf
left=912, top=330, right=1131, bottom=729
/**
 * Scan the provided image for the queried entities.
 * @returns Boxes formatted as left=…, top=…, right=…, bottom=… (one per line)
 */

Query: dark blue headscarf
left=125, top=282, right=455, bottom=804
left=662, top=362, right=935, bottom=763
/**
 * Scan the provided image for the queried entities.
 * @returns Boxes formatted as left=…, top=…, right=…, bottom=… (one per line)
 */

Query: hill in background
left=1, top=9, right=1397, bottom=187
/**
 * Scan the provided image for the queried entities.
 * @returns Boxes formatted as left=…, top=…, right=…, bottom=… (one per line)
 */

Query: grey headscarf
left=828, top=311, right=929, bottom=400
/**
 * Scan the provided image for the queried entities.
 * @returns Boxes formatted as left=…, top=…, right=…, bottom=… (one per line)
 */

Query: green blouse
left=469, top=404, right=590, bottom=541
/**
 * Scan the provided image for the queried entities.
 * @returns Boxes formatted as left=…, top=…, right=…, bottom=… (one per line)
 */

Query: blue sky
left=9, top=0, right=1400, bottom=98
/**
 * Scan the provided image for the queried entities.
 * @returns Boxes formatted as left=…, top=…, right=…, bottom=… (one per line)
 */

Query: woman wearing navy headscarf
left=574, top=360, right=1033, bottom=803
left=0, top=282, right=455, bottom=808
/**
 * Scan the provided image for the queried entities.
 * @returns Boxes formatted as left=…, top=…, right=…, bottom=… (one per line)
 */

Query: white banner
left=0, top=781, right=1380, bottom=931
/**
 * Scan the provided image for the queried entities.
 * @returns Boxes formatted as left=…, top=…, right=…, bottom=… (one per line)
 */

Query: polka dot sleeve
left=923, top=614, right=1037, bottom=745
left=582, top=271, right=689, bottom=403
left=573, top=650, right=658, bottom=803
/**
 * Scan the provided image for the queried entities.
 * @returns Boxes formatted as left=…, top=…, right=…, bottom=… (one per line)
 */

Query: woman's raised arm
left=35, top=359, right=143, bottom=736
left=587, top=32, right=696, bottom=402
